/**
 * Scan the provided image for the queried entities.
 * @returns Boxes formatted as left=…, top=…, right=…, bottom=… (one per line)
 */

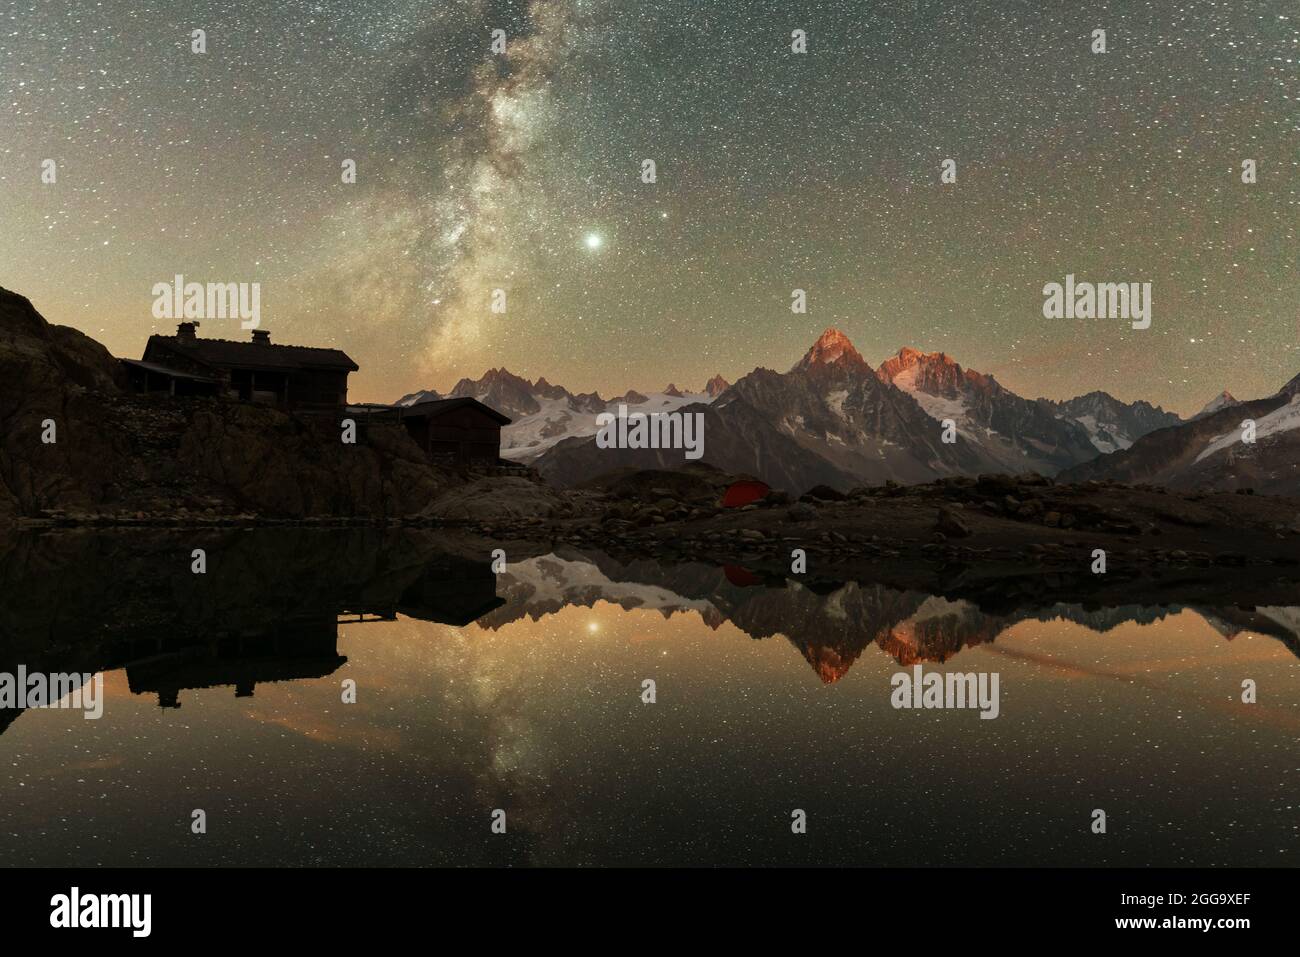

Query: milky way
left=1, top=0, right=1296, bottom=412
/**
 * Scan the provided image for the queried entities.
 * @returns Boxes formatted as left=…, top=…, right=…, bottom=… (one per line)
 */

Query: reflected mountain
left=484, top=550, right=1300, bottom=682
left=0, top=530, right=1295, bottom=729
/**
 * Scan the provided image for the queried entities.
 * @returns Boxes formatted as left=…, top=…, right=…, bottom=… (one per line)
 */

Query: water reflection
left=486, top=551, right=1300, bottom=681
left=0, top=530, right=1295, bottom=866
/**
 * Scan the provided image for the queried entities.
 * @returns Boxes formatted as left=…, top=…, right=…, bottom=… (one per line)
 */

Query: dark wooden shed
left=400, top=397, right=512, bottom=467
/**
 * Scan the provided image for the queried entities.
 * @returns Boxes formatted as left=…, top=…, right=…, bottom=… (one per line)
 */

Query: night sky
left=2, top=0, right=1296, bottom=413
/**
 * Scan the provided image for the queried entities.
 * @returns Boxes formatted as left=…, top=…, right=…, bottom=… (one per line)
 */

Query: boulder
left=802, top=484, right=847, bottom=502
left=936, top=506, right=972, bottom=538
left=787, top=501, right=817, bottom=522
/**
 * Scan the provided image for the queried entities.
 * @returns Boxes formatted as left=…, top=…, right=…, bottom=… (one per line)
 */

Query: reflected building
left=0, top=531, right=507, bottom=726
left=125, top=614, right=349, bottom=708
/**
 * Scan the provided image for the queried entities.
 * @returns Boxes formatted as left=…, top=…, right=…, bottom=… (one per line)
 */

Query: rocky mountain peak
left=877, top=347, right=960, bottom=381
left=532, top=376, right=571, bottom=401
left=793, top=328, right=870, bottom=374
left=448, top=367, right=544, bottom=419
left=1192, top=390, right=1241, bottom=420
left=878, top=346, right=988, bottom=402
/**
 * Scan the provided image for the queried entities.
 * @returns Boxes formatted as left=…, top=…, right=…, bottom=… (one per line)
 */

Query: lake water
left=0, top=532, right=1295, bottom=866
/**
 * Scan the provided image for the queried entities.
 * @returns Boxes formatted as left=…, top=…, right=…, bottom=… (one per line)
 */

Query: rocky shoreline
left=17, top=469, right=1299, bottom=566
left=445, top=469, right=1300, bottom=610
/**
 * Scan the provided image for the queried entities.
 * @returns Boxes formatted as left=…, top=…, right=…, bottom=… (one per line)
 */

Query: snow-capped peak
left=794, top=328, right=866, bottom=370
left=877, top=347, right=986, bottom=404
left=1196, top=393, right=1300, bottom=462
left=1193, top=390, right=1240, bottom=420
left=394, top=388, right=440, bottom=407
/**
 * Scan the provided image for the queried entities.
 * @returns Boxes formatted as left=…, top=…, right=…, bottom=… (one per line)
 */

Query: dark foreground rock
left=0, top=286, right=475, bottom=520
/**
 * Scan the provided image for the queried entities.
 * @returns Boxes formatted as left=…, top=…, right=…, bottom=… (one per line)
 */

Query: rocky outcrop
left=0, top=287, right=130, bottom=520
left=421, top=476, right=567, bottom=521
left=0, top=286, right=457, bottom=520
left=704, top=374, right=730, bottom=398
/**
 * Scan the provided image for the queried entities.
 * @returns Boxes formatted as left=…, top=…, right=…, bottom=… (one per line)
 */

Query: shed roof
left=400, top=396, right=512, bottom=425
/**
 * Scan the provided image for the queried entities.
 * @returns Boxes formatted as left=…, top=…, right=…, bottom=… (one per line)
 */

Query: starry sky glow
left=2, top=0, right=1296, bottom=414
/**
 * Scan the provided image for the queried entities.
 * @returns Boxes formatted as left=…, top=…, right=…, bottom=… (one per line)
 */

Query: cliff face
left=0, top=286, right=454, bottom=519
left=0, top=288, right=129, bottom=520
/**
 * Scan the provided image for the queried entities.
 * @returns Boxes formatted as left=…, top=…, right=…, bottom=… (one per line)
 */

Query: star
left=0, top=0, right=1293, bottom=415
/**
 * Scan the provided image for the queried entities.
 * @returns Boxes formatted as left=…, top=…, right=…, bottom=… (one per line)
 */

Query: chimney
left=176, top=321, right=198, bottom=340
left=251, top=330, right=270, bottom=344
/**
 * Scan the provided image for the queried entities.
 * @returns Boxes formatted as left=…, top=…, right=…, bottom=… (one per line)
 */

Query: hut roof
left=145, top=333, right=358, bottom=373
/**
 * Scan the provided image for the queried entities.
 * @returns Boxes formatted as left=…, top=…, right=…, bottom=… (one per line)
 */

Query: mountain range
left=398, top=328, right=1300, bottom=496
left=396, top=371, right=732, bottom=463
left=1061, top=374, right=1300, bottom=494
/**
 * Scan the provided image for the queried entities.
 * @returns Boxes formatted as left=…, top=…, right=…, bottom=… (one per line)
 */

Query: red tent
left=721, top=479, right=770, bottom=508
